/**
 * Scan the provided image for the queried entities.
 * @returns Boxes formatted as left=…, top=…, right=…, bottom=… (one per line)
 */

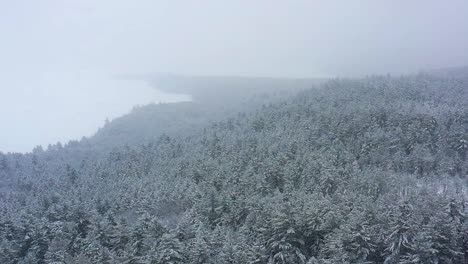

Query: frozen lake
left=0, top=71, right=191, bottom=153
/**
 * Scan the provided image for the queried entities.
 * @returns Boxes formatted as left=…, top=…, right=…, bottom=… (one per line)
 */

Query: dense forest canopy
left=1, top=73, right=468, bottom=263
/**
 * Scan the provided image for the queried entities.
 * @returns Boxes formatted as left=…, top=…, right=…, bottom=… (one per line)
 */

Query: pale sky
left=1, top=0, right=468, bottom=152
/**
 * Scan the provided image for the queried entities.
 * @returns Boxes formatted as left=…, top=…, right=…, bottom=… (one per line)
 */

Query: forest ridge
left=0, top=73, right=468, bottom=263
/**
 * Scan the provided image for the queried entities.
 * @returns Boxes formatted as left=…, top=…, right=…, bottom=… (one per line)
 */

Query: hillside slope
left=31, top=75, right=316, bottom=159
left=90, top=74, right=316, bottom=152
left=1, top=74, right=468, bottom=263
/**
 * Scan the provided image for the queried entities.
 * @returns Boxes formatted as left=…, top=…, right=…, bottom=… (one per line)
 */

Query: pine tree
left=44, top=234, right=71, bottom=263
left=383, top=201, right=417, bottom=264
left=187, top=226, right=211, bottom=264
left=263, top=205, right=307, bottom=264
left=152, top=233, right=186, bottom=264
left=321, top=210, right=375, bottom=263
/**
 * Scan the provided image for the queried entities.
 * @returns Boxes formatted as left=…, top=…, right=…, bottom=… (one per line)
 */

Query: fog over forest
left=0, top=71, right=190, bottom=152
left=1, top=1, right=468, bottom=264
left=2, top=0, right=468, bottom=153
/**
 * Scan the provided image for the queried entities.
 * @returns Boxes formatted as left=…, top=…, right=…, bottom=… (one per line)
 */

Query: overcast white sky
left=1, top=0, right=468, bottom=152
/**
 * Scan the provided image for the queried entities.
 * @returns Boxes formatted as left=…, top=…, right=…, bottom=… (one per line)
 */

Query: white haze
left=1, top=0, right=468, bottom=152
left=0, top=71, right=190, bottom=153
